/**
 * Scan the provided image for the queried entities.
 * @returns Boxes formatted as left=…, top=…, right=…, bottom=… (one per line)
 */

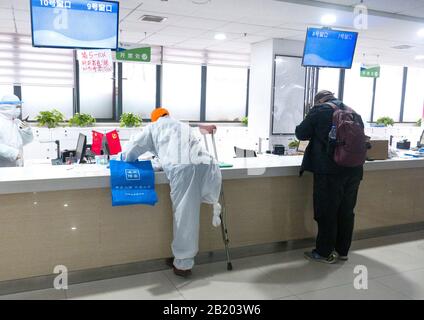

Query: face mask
left=0, top=106, right=21, bottom=119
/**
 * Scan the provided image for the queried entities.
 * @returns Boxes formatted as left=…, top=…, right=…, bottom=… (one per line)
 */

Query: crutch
left=199, top=125, right=233, bottom=271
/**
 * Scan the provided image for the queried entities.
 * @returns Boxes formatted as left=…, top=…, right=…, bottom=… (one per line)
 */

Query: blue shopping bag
left=109, top=160, right=158, bottom=207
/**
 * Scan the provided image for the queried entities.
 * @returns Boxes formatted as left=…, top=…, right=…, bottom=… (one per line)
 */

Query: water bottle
left=329, top=125, right=337, bottom=141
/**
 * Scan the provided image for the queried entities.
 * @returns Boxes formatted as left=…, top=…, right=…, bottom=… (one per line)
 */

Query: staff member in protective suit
left=122, top=108, right=222, bottom=277
left=0, top=94, right=34, bottom=167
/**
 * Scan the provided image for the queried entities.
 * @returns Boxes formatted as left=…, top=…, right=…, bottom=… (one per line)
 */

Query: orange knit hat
left=151, top=107, right=169, bottom=122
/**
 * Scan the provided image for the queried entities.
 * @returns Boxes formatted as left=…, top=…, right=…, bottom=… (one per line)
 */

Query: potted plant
left=417, top=118, right=422, bottom=127
left=376, top=117, right=395, bottom=127
left=35, top=109, right=65, bottom=128
left=68, top=113, right=96, bottom=127
left=241, top=116, right=248, bottom=126
left=288, top=140, right=300, bottom=149
left=120, top=112, right=142, bottom=128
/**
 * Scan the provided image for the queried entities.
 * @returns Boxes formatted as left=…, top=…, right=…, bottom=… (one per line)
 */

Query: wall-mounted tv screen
left=302, top=27, right=358, bottom=69
left=30, top=0, right=119, bottom=50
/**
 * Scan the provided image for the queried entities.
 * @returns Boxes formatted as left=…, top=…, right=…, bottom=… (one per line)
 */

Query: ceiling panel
left=124, top=9, right=185, bottom=24
left=132, top=0, right=198, bottom=16
left=118, top=0, right=143, bottom=10
left=143, top=34, right=191, bottom=46
left=1, top=0, right=424, bottom=65
left=196, top=30, right=246, bottom=41
left=398, top=6, right=424, bottom=18
left=306, top=0, right=424, bottom=16
left=120, top=20, right=167, bottom=33
left=170, top=16, right=228, bottom=30
left=176, top=39, right=219, bottom=50
left=0, top=8, right=13, bottom=20
left=214, top=22, right=269, bottom=35
left=158, top=26, right=208, bottom=38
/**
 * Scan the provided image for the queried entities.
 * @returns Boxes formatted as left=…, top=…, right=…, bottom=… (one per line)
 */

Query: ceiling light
left=214, top=33, right=227, bottom=40
left=321, top=14, right=337, bottom=25
left=415, top=55, right=424, bottom=60
left=418, top=29, right=424, bottom=37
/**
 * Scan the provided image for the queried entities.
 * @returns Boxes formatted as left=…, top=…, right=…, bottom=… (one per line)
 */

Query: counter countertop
left=1, top=154, right=424, bottom=195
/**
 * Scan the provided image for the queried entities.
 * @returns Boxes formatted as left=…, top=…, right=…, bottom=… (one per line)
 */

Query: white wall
left=248, top=39, right=274, bottom=142
left=248, top=38, right=304, bottom=152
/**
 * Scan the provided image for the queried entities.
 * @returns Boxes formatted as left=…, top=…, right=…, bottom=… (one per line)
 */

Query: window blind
left=0, top=33, right=74, bottom=87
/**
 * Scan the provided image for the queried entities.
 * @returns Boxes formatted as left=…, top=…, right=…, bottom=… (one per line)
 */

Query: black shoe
left=172, top=266, right=192, bottom=278
left=333, top=252, right=349, bottom=261
left=304, top=250, right=337, bottom=264
left=166, top=258, right=192, bottom=278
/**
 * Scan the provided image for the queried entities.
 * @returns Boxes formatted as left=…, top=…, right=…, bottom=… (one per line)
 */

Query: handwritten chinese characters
left=77, top=50, right=113, bottom=73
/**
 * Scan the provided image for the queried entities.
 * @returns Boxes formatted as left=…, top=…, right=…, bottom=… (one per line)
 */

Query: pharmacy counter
left=0, top=155, right=424, bottom=285
left=1, top=155, right=424, bottom=195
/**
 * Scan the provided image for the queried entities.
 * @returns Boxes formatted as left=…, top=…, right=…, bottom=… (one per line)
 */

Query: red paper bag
left=91, top=131, right=104, bottom=155
left=106, top=130, right=122, bottom=155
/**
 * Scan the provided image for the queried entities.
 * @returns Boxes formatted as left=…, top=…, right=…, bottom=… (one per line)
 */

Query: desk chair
left=234, top=146, right=257, bottom=158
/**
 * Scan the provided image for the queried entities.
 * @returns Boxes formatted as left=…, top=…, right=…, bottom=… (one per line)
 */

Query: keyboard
left=51, top=158, right=64, bottom=166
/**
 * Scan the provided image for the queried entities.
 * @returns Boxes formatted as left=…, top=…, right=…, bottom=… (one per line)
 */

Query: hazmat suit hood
left=0, top=94, right=22, bottom=120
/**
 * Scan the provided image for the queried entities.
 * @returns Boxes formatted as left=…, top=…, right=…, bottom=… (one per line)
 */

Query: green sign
left=360, top=65, right=380, bottom=78
left=116, top=47, right=151, bottom=62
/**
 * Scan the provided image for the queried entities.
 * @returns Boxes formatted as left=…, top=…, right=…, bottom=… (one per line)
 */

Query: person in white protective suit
left=0, top=94, right=34, bottom=167
left=122, top=107, right=222, bottom=277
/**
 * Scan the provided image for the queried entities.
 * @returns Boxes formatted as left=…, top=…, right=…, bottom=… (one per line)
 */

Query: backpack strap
left=326, top=101, right=356, bottom=114
left=326, top=101, right=339, bottom=111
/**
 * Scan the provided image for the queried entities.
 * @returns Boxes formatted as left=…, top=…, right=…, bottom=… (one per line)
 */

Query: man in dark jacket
left=295, top=90, right=364, bottom=264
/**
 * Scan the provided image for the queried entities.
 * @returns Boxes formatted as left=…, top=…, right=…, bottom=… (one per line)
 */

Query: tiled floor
left=1, top=230, right=424, bottom=300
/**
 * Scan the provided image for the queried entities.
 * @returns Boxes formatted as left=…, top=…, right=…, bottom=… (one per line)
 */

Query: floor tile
left=375, top=268, right=424, bottom=300
left=276, top=295, right=300, bottom=300
left=0, top=288, right=66, bottom=300
left=163, top=261, right=293, bottom=300
left=257, top=256, right=356, bottom=295
left=297, top=280, right=410, bottom=300
left=66, top=271, right=183, bottom=300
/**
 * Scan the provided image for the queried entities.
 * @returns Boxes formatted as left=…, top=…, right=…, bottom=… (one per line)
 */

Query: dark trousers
left=313, top=172, right=362, bottom=258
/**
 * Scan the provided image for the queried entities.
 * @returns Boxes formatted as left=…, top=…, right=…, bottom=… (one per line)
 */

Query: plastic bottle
left=329, top=125, right=337, bottom=141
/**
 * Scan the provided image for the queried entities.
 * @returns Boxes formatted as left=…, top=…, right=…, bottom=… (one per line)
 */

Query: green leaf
left=120, top=112, right=142, bottom=128
left=69, top=113, right=96, bottom=127
left=376, top=117, right=395, bottom=127
left=35, top=109, right=65, bottom=128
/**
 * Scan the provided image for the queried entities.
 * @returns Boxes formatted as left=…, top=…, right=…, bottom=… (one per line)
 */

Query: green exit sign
left=116, top=47, right=151, bottom=62
left=360, top=65, right=380, bottom=78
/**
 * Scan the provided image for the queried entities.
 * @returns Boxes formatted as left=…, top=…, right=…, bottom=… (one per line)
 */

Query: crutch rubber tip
left=227, top=262, right=233, bottom=271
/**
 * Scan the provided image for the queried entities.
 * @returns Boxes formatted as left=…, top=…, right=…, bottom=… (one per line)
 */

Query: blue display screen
left=30, top=0, right=119, bottom=50
left=302, top=28, right=358, bottom=69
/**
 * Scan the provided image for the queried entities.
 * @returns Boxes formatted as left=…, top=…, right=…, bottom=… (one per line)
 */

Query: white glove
left=212, top=203, right=222, bottom=227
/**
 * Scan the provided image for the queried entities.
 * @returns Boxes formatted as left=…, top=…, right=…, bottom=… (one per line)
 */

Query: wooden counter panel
left=0, top=168, right=423, bottom=281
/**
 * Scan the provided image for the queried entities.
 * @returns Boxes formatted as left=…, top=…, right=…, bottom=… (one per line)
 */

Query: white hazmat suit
left=0, top=95, right=34, bottom=167
left=123, top=116, right=222, bottom=271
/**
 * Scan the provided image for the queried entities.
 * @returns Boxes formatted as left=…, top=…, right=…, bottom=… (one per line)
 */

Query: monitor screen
left=30, top=0, right=119, bottom=50
left=75, top=133, right=87, bottom=163
left=302, top=28, right=358, bottom=69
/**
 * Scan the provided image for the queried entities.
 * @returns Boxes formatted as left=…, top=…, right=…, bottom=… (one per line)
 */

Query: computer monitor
left=75, top=133, right=87, bottom=164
